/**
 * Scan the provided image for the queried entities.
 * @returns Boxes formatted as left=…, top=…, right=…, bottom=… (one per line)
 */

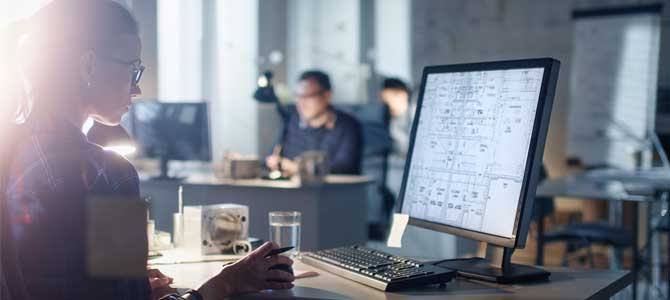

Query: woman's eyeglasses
left=99, top=56, right=145, bottom=86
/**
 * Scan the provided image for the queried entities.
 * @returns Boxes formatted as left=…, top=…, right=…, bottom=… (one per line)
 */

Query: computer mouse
left=269, top=263, right=294, bottom=277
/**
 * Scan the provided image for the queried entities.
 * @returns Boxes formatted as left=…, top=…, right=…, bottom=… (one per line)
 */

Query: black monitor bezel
left=397, top=58, right=560, bottom=249
left=127, top=100, right=212, bottom=162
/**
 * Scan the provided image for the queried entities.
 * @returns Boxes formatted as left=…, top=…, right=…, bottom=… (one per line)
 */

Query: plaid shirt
left=3, top=118, right=149, bottom=300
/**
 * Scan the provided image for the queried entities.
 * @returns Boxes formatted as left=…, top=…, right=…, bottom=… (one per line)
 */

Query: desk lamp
left=253, top=71, right=290, bottom=179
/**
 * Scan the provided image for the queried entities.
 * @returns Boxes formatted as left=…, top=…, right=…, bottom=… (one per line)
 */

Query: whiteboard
left=567, top=5, right=662, bottom=170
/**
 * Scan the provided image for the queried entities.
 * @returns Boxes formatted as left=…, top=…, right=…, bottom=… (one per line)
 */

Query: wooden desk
left=155, top=259, right=632, bottom=300
left=140, top=174, right=373, bottom=250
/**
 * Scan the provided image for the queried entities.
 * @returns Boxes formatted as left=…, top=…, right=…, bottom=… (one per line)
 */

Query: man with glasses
left=266, top=70, right=362, bottom=176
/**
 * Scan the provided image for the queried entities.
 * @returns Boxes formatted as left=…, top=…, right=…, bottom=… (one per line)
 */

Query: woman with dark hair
left=0, top=1, right=293, bottom=299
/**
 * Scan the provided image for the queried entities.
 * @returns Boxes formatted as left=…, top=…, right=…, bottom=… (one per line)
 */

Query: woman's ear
left=79, top=50, right=96, bottom=86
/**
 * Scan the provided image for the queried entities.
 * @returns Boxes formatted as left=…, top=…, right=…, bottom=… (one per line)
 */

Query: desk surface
left=155, top=260, right=631, bottom=300
left=141, top=173, right=373, bottom=189
left=537, top=173, right=656, bottom=202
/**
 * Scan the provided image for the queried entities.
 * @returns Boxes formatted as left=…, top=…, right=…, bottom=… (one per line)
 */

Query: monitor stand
left=433, top=243, right=550, bottom=284
left=151, top=156, right=185, bottom=181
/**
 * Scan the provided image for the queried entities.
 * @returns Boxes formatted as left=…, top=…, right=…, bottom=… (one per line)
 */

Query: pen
left=264, top=246, right=294, bottom=258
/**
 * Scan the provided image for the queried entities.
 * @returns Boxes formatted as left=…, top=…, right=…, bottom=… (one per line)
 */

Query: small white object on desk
left=173, top=186, right=185, bottom=247
left=387, top=213, right=409, bottom=248
left=182, top=204, right=249, bottom=254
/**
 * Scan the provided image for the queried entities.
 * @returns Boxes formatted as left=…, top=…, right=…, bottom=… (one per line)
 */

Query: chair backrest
left=334, top=104, right=397, bottom=219
left=334, top=103, right=393, bottom=157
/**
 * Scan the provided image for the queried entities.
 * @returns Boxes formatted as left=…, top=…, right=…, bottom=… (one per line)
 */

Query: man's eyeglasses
left=295, top=89, right=325, bottom=100
left=99, top=57, right=145, bottom=86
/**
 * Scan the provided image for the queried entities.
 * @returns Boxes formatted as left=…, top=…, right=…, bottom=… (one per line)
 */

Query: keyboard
left=302, top=245, right=457, bottom=291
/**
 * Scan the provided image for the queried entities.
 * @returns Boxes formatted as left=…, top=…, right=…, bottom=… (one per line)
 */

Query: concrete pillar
left=374, top=0, right=411, bottom=83
left=287, top=0, right=364, bottom=104
left=206, top=0, right=259, bottom=159
left=132, top=0, right=158, bottom=100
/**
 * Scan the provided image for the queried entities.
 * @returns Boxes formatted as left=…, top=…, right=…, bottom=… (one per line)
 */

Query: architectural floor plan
left=401, top=68, right=544, bottom=238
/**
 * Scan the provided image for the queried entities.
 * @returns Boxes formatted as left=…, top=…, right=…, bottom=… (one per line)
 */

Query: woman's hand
left=196, top=242, right=295, bottom=299
left=148, top=268, right=176, bottom=300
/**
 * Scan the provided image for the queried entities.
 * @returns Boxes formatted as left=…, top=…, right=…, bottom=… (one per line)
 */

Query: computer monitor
left=398, top=58, right=560, bottom=283
left=124, top=100, right=211, bottom=180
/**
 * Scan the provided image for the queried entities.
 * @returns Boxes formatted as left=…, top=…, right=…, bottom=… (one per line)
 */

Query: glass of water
left=269, top=211, right=301, bottom=257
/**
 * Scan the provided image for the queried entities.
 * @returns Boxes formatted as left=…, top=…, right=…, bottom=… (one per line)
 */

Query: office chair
left=650, top=206, right=669, bottom=299
left=534, top=166, right=634, bottom=268
left=336, top=104, right=394, bottom=240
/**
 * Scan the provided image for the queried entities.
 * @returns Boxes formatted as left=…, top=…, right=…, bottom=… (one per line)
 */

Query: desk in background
left=536, top=169, right=666, bottom=300
left=140, top=174, right=373, bottom=251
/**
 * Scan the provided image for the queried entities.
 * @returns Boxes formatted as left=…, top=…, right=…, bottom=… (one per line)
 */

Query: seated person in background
left=380, top=78, right=415, bottom=156
left=266, top=70, right=363, bottom=175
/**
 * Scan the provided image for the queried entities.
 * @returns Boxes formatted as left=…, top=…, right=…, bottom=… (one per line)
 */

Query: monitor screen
left=400, top=67, right=546, bottom=239
left=125, top=101, right=211, bottom=162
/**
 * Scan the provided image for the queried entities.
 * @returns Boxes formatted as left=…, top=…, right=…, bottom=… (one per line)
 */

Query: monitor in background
left=125, top=101, right=211, bottom=180
left=398, top=58, right=560, bottom=283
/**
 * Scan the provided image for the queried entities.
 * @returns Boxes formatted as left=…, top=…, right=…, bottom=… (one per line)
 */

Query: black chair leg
left=562, top=241, right=575, bottom=267
left=612, top=247, right=622, bottom=270
left=586, top=244, right=595, bottom=268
